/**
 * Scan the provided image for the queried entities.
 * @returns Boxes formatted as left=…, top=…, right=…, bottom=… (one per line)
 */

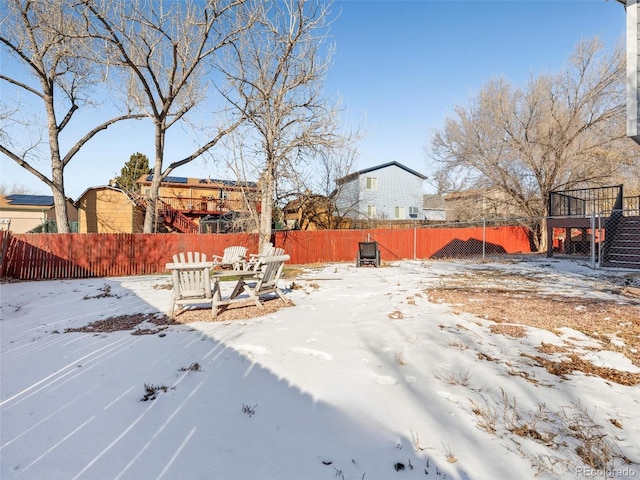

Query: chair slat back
left=260, top=242, right=274, bottom=255
left=222, top=246, right=247, bottom=263
left=218, top=246, right=248, bottom=269
left=171, top=252, right=211, bottom=298
left=174, top=251, right=207, bottom=264
left=246, top=245, right=284, bottom=271
left=255, top=254, right=290, bottom=291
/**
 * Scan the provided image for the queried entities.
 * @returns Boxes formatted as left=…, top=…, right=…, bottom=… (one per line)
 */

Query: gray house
left=334, top=161, right=427, bottom=220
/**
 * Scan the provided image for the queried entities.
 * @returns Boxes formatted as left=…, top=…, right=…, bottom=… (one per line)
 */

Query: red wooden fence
left=0, top=226, right=532, bottom=280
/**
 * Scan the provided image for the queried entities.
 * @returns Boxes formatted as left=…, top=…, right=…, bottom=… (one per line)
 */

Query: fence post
left=482, top=219, right=486, bottom=262
left=413, top=219, right=417, bottom=260
left=0, top=230, right=10, bottom=278
left=596, top=213, right=604, bottom=270
left=590, top=213, right=596, bottom=269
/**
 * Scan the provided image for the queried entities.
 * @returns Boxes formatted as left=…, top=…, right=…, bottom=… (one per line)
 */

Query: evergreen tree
left=114, top=152, right=151, bottom=193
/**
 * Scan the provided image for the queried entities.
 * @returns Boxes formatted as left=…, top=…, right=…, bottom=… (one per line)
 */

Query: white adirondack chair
left=212, top=246, right=248, bottom=270
left=244, top=242, right=273, bottom=270
left=166, top=252, right=213, bottom=317
left=233, top=254, right=290, bottom=307
left=244, top=243, right=285, bottom=271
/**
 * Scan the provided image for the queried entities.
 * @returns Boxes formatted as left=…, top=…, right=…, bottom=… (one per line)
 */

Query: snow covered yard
left=1, top=257, right=639, bottom=480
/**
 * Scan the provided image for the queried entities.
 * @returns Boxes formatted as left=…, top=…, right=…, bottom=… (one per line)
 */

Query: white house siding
left=361, top=164, right=424, bottom=220
left=336, top=163, right=425, bottom=220
left=334, top=176, right=362, bottom=216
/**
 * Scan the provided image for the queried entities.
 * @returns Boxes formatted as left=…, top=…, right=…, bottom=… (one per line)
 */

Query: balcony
left=158, top=196, right=259, bottom=215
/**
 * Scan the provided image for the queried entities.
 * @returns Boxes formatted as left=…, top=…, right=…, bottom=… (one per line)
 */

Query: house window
left=365, top=177, right=378, bottom=190
left=367, top=205, right=377, bottom=219
left=394, top=206, right=405, bottom=219
left=409, top=206, right=419, bottom=218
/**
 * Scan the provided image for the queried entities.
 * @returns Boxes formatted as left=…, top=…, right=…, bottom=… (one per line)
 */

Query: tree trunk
left=44, top=93, right=69, bottom=233
left=143, top=122, right=166, bottom=233
left=259, top=163, right=275, bottom=248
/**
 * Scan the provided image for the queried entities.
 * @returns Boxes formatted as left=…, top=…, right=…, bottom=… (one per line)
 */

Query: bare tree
left=427, top=37, right=637, bottom=249
left=0, top=0, right=140, bottom=232
left=80, top=0, right=250, bottom=232
left=304, top=149, right=360, bottom=229
left=220, top=0, right=355, bottom=247
left=0, top=183, right=35, bottom=196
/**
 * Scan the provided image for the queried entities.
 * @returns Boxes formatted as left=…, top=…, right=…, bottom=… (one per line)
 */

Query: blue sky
left=0, top=0, right=627, bottom=199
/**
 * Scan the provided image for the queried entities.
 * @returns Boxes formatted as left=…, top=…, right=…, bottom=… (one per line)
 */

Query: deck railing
left=549, top=185, right=624, bottom=217
left=158, top=196, right=254, bottom=214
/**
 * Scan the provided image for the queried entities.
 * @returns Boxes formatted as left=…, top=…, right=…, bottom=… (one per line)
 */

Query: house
left=137, top=175, right=260, bottom=232
left=282, top=193, right=350, bottom=230
left=422, top=194, right=447, bottom=221
left=137, top=175, right=259, bottom=224
left=136, top=175, right=260, bottom=233
left=334, top=161, right=427, bottom=220
left=75, top=186, right=145, bottom=233
left=443, top=187, right=522, bottom=221
left=0, top=194, right=78, bottom=233
left=74, top=176, right=259, bottom=234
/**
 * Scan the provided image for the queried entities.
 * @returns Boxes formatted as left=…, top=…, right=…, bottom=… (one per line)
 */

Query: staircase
left=602, top=215, right=640, bottom=269
left=132, top=195, right=200, bottom=234
left=156, top=199, right=199, bottom=233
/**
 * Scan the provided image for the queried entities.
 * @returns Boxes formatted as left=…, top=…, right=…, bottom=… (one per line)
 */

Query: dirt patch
left=173, top=297, right=293, bottom=323
left=489, top=324, right=527, bottom=338
left=63, top=295, right=293, bottom=336
left=425, top=284, right=640, bottom=385
left=65, top=313, right=176, bottom=335
left=521, top=352, right=640, bottom=386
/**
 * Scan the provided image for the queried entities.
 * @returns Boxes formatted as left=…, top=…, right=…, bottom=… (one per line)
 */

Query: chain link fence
left=412, top=213, right=639, bottom=271
left=415, top=216, right=541, bottom=261
left=596, top=210, right=640, bottom=270
left=27, top=220, right=79, bottom=233
left=549, top=210, right=640, bottom=270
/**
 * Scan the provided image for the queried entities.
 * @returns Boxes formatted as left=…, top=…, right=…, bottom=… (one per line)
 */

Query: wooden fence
left=0, top=225, right=532, bottom=281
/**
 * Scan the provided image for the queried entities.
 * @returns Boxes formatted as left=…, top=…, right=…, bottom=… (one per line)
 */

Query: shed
left=76, top=186, right=144, bottom=233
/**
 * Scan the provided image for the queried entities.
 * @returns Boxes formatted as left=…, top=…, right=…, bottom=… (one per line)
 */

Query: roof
left=336, top=161, right=427, bottom=185
left=1, top=194, right=54, bottom=207
left=283, top=193, right=332, bottom=212
left=443, top=187, right=499, bottom=201
left=423, top=194, right=447, bottom=210
left=139, top=175, right=258, bottom=189
left=74, top=185, right=133, bottom=204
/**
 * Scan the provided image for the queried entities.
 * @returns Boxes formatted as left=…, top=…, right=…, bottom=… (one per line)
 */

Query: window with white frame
left=365, top=176, right=378, bottom=190
left=367, top=205, right=377, bottom=219
left=394, top=206, right=405, bottom=219
left=409, top=206, right=419, bottom=217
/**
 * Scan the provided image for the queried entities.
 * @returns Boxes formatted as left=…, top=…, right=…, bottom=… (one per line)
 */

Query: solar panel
left=144, top=175, right=188, bottom=184
left=142, top=175, right=256, bottom=187
left=6, top=194, right=54, bottom=206
left=164, top=176, right=187, bottom=184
